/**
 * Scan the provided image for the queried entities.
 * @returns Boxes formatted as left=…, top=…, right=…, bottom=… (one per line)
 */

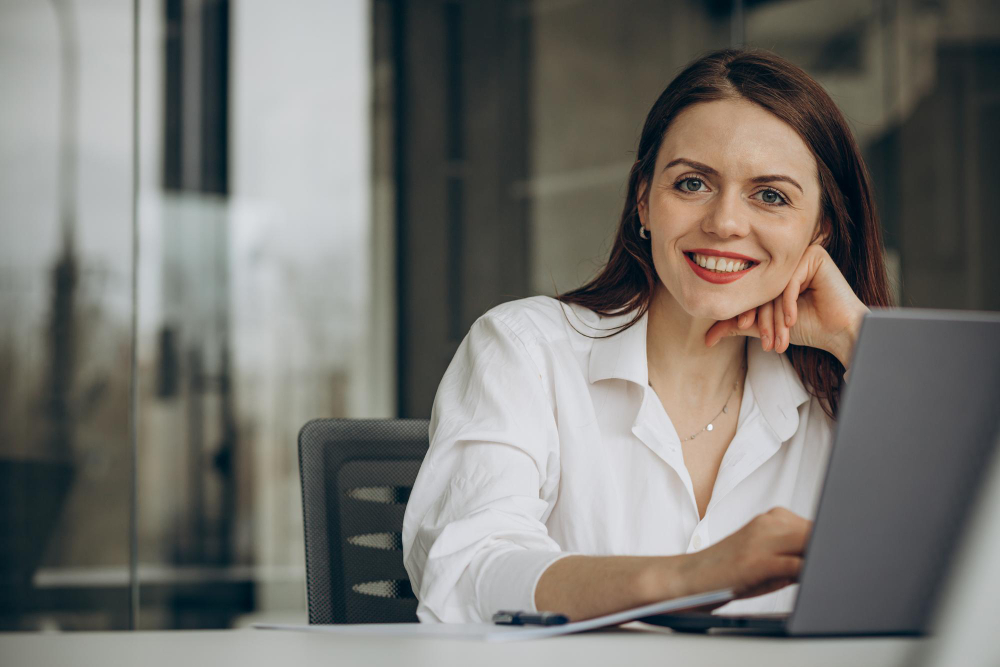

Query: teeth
left=691, top=253, right=752, bottom=273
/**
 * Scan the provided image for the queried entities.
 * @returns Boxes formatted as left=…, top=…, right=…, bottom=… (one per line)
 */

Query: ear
left=636, top=179, right=650, bottom=227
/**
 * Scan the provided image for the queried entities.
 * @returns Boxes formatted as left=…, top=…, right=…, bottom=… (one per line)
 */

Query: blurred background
left=0, top=0, right=997, bottom=631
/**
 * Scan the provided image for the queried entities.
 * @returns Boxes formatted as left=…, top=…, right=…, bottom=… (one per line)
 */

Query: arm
left=534, top=555, right=690, bottom=620
left=536, top=507, right=813, bottom=621
left=402, top=313, right=574, bottom=623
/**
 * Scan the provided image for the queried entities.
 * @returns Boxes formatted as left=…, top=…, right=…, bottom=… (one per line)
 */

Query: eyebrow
left=662, top=158, right=804, bottom=195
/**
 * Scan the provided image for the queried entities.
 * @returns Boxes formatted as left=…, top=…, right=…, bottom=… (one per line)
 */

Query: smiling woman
left=563, top=51, right=892, bottom=420
left=402, top=48, right=893, bottom=625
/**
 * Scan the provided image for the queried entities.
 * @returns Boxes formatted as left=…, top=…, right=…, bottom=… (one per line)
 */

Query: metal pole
left=129, top=0, right=141, bottom=631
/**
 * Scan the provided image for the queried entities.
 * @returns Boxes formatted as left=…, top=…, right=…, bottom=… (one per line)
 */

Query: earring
left=639, top=224, right=649, bottom=240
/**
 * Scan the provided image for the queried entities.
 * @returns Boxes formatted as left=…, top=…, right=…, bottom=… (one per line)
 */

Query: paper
left=253, top=588, right=734, bottom=642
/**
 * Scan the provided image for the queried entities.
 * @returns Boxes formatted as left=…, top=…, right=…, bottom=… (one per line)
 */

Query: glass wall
left=133, top=0, right=384, bottom=629
left=1, top=0, right=996, bottom=632
left=0, top=0, right=134, bottom=630
left=1, top=0, right=384, bottom=631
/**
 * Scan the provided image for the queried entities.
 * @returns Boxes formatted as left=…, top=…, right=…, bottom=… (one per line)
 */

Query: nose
left=701, top=189, right=750, bottom=239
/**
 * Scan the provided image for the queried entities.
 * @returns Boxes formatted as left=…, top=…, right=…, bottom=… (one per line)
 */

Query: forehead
left=657, top=98, right=818, bottom=185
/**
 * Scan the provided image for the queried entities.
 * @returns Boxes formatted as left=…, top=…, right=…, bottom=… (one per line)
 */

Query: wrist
left=636, top=554, right=699, bottom=604
left=828, top=304, right=868, bottom=369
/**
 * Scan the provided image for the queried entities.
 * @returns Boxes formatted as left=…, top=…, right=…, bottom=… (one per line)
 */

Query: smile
left=684, top=250, right=759, bottom=284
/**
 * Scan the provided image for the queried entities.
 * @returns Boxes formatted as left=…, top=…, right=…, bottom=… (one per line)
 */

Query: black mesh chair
left=298, top=418, right=429, bottom=624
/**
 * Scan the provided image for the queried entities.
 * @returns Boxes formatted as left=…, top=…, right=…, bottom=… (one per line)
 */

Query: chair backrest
left=298, top=418, right=429, bottom=624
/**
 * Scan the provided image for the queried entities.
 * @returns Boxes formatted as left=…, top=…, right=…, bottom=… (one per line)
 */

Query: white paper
left=253, top=588, right=734, bottom=642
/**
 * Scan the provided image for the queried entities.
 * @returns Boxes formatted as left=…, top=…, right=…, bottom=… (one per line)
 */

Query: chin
left=679, top=292, right=754, bottom=322
left=685, top=302, right=745, bottom=322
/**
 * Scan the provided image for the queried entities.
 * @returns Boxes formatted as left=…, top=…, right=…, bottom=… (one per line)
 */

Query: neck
left=645, top=284, right=746, bottom=404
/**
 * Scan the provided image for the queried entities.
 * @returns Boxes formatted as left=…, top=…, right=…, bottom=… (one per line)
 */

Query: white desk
left=0, top=625, right=923, bottom=667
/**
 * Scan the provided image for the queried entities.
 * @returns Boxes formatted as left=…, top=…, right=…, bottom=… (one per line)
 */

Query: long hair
left=557, top=48, right=892, bottom=419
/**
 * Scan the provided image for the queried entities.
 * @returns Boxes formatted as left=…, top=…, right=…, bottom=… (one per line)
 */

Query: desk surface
left=0, top=625, right=923, bottom=667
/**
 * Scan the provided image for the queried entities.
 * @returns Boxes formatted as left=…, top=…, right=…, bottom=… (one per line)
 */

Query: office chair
left=298, top=418, right=429, bottom=624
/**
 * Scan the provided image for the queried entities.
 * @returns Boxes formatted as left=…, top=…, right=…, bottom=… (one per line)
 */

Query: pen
left=492, top=610, right=570, bottom=626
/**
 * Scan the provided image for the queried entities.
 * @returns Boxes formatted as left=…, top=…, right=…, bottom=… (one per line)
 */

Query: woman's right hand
left=679, top=507, right=812, bottom=602
left=535, top=507, right=811, bottom=621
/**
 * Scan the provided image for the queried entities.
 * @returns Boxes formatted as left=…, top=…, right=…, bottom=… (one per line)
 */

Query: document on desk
left=253, top=588, right=733, bottom=642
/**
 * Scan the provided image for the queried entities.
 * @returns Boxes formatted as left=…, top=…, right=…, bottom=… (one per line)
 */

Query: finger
left=758, top=301, right=774, bottom=351
left=771, top=520, right=812, bottom=555
left=737, top=308, right=756, bottom=330
left=705, top=317, right=736, bottom=348
left=774, top=297, right=787, bottom=353
left=768, top=555, right=803, bottom=582
left=783, top=247, right=820, bottom=328
left=707, top=316, right=762, bottom=348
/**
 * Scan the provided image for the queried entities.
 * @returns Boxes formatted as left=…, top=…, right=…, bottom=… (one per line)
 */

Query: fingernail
left=785, top=313, right=791, bottom=326
left=775, top=334, right=781, bottom=349
left=762, top=334, right=770, bottom=350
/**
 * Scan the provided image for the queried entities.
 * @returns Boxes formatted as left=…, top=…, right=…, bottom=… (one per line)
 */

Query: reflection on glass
left=1, top=0, right=134, bottom=631
left=135, top=0, right=379, bottom=629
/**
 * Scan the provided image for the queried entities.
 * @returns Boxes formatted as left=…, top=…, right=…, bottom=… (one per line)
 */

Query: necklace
left=682, top=370, right=741, bottom=441
left=651, top=364, right=745, bottom=442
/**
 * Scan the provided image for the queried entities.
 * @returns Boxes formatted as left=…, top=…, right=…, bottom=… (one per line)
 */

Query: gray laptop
left=642, top=309, right=1000, bottom=636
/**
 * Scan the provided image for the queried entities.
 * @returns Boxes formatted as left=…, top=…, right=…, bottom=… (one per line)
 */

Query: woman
left=402, top=48, right=892, bottom=623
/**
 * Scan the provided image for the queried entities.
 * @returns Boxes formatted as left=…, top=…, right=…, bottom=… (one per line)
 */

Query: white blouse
left=402, top=295, right=835, bottom=623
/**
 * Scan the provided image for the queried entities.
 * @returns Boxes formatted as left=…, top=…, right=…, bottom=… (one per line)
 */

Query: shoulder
left=477, top=295, right=601, bottom=350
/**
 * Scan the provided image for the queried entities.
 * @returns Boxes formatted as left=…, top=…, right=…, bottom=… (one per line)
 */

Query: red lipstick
left=684, top=252, right=757, bottom=284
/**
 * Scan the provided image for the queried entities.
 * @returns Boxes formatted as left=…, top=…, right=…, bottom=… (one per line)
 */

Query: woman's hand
left=677, top=507, right=812, bottom=603
left=705, top=245, right=870, bottom=369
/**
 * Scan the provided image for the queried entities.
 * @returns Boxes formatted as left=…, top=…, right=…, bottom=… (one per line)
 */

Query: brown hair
left=556, top=48, right=892, bottom=419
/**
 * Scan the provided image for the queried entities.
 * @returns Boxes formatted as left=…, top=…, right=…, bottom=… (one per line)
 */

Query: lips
left=683, top=251, right=758, bottom=284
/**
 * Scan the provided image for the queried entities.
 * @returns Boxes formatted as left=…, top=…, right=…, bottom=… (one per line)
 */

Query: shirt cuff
left=477, top=549, right=580, bottom=616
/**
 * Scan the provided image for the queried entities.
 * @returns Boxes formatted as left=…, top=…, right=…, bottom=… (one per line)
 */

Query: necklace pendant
left=706, top=423, right=714, bottom=431
left=722, top=406, right=729, bottom=414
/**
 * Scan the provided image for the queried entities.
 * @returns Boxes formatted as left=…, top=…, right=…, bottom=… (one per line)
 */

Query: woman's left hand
left=705, top=245, right=870, bottom=369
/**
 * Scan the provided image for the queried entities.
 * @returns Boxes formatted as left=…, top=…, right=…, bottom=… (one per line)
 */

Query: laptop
left=641, top=309, right=1000, bottom=636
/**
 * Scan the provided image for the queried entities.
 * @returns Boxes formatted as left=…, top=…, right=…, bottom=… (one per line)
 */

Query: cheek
left=650, top=195, right=697, bottom=235
left=759, top=235, right=813, bottom=292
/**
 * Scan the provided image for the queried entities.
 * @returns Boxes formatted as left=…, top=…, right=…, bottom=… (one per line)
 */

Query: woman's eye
left=678, top=177, right=706, bottom=192
left=754, top=188, right=788, bottom=206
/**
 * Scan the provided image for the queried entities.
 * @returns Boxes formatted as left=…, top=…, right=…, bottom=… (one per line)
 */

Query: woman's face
left=638, top=98, right=824, bottom=321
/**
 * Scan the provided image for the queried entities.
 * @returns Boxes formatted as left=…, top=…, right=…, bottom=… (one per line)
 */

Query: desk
left=0, top=625, right=923, bottom=667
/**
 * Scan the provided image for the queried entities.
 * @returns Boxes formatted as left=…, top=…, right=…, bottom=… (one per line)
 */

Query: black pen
left=492, top=610, right=570, bottom=626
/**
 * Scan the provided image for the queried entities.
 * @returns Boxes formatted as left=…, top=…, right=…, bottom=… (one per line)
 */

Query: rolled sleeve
left=402, top=313, right=575, bottom=623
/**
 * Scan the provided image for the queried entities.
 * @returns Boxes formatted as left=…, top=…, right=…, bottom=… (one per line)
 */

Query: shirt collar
left=746, top=341, right=811, bottom=441
left=587, top=307, right=811, bottom=441
left=587, top=308, right=650, bottom=387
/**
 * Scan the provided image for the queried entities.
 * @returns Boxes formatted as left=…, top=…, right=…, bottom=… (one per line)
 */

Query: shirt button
left=692, top=535, right=702, bottom=550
